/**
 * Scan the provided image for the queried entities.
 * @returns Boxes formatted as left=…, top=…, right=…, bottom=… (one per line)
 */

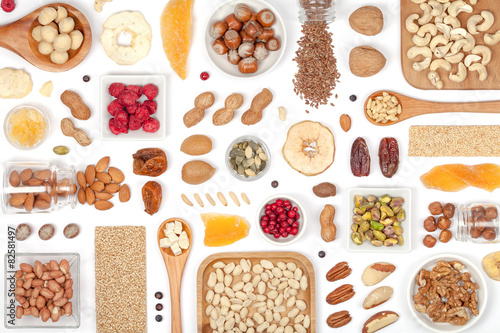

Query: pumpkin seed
left=235, top=156, right=244, bottom=164
left=243, top=158, right=254, bottom=168
left=229, top=139, right=268, bottom=178
left=245, top=169, right=256, bottom=177
left=245, top=146, right=253, bottom=158
left=53, top=145, right=69, bottom=155
left=259, top=153, right=267, bottom=161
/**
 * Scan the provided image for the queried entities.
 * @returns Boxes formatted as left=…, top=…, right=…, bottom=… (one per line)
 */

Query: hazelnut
left=240, top=30, right=256, bottom=43
left=439, top=230, right=452, bottom=243
left=486, top=206, right=498, bottom=220
left=224, top=29, right=241, bottom=50
left=234, top=4, right=252, bottom=22
left=437, top=216, right=451, bottom=230
left=470, top=227, right=482, bottom=238
left=483, top=228, right=497, bottom=241
left=423, top=235, right=437, bottom=248
left=423, top=216, right=437, bottom=232
left=257, top=9, right=275, bottom=28
left=244, top=20, right=263, bottom=38
left=227, top=49, right=241, bottom=65
left=225, top=14, right=243, bottom=31
left=238, top=57, right=258, bottom=73
left=213, top=38, right=228, bottom=55
left=476, top=217, right=488, bottom=231
left=471, top=205, right=485, bottom=219
left=428, top=202, right=442, bottom=215
left=238, top=42, right=255, bottom=58
left=257, top=28, right=274, bottom=42
left=210, top=21, right=228, bottom=39
left=253, top=42, right=268, bottom=61
left=250, top=12, right=258, bottom=21
left=442, top=203, right=455, bottom=219
left=265, top=37, right=281, bottom=51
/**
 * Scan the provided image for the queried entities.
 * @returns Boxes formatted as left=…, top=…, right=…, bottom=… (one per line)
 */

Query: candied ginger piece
left=201, top=213, right=250, bottom=247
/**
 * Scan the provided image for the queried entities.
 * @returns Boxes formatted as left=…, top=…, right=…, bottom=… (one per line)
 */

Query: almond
left=19, top=169, right=32, bottom=182
left=34, top=169, right=51, bottom=180
left=105, top=183, right=120, bottom=193
left=119, top=184, right=131, bottom=202
left=34, top=199, right=51, bottom=210
left=77, top=187, right=86, bottom=205
left=90, top=181, right=105, bottom=192
left=85, top=187, right=95, bottom=205
left=26, top=178, right=44, bottom=186
left=95, top=156, right=110, bottom=172
left=180, top=135, right=213, bottom=156
left=340, top=114, right=351, bottom=132
left=96, top=172, right=111, bottom=184
left=95, top=192, right=113, bottom=200
left=25, top=193, right=35, bottom=212
left=76, top=171, right=86, bottom=188
left=85, top=165, right=95, bottom=186
left=349, top=6, right=384, bottom=36
left=95, top=200, right=113, bottom=210
left=9, top=194, right=27, bottom=207
left=349, top=46, right=386, bottom=77
left=107, top=167, right=124, bottom=183
left=9, top=171, right=20, bottom=187
left=36, top=192, right=51, bottom=202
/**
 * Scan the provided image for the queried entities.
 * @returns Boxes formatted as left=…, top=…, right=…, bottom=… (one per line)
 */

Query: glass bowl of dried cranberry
left=256, top=195, right=307, bottom=245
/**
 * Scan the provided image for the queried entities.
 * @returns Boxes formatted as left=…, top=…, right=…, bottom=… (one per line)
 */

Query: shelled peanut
left=14, top=259, right=74, bottom=322
left=77, top=156, right=130, bottom=210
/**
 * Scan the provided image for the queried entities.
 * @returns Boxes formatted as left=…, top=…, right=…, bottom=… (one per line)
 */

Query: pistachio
left=373, top=230, right=386, bottom=242
left=397, top=235, right=404, bottom=245
left=393, top=226, right=403, bottom=236
left=380, top=218, right=394, bottom=227
left=351, top=223, right=359, bottom=232
left=370, top=221, right=384, bottom=231
left=53, top=145, right=69, bottom=155
left=367, top=195, right=377, bottom=203
left=354, top=195, right=365, bottom=207
left=380, top=205, right=394, bottom=217
left=371, top=239, right=383, bottom=246
left=379, top=194, right=391, bottom=204
left=365, top=229, right=374, bottom=240
left=396, top=210, right=406, bottom=222
left=360, top=202, right=374, bottom=211
left=352, top=215, right=364, bottom=223
left=390, top=197, right=404, bottom=207
left=384, top=238, right=398, bottom=246
left=352, top=232, right=363, bottom=245
left=359, top=221, right=370, bottom=233
left=371, top=207, right=381, bottom=220
left=362, top=211, right=372, bottom=220
left=353, top=208, right=365, bottom=216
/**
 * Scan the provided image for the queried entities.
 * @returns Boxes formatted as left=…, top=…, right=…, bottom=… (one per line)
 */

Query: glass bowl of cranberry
left=256, top=195, right=307, bottom=245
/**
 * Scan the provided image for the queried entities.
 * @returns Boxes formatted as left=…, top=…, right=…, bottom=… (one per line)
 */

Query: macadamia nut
left=58, top=17, right=75, bottom=34
left=38, top=7, right=57, bottom=25
left=50, top=50, right=69, bottom=64
left=41, top=25, right=58, bottom=43
left=69, top=30, right=83, bottom=50
left=55, top=6, right=68, bottom=24
left=38, top=41, right=54, bottom=55
left=31, top=26, right=43, bottom=42
left=53, top=34, right=72, bottom=52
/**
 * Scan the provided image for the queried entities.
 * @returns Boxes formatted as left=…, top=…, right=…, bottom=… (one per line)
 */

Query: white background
left=1, top=0, right=500, bottom=332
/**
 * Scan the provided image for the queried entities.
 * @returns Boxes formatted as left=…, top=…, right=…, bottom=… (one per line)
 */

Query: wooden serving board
left=401, top=0, right=500, bottom=89
left=197, top=252, right=316, bottom=332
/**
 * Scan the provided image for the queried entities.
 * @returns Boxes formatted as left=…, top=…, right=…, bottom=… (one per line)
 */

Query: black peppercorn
left=318, top=251, right=325, bottom=258
left=349, top=94, right=357, bottom=102
left=155, top=315, right=163, bottom=322
left=271, top=180, right=279, bottom=188
left=155, top=303, right=163, bottom=311
left=83, top=75, right=90, bottom=82
left=154, top=292, right=163, bottom=299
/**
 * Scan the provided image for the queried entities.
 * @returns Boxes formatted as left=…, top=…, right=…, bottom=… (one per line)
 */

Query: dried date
left=350, top=137, right=370, bottom=177
left=133, top=148, right=168, bottom=177
left=378, top=137, right=399, bottom=178
left=142, top=181, right=162, bottom=215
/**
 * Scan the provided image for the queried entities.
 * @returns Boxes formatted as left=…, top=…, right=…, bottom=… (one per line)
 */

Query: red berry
left=284, top=200, right=290, bottom=206
left=274, top=233, right=281, bottom=239
left=260, top=221, right=268, bottom=227
left=286, top=226, right=292, bottom=232
left=269, top=221, right=276, bottom=226
left=287, top=210, right=296, bottom=218
left=261, top=216, right=269, bottom=222
left=265, top=210, right=272, bottom=216
left=278, top=213, right=287, bottom=220
left=1, top=0, right=15, bottom=13
left=269, top=225, right=275, bottom=231
left=279, top=227, right=285, bottom=233
left=291, top=228, right=299, bottom=235
left=265, top=205, right=271, bottom=210
left=271, top=204, right=277, bottom=211
left=263, top=227, right=270, bottom=234
left=287, top=218, right=294, bottom=224
left=295, top=213, right=300, bottom=220
left=293, top=207, right=298, bottom=212
left=269, top=213, right=276, bottom=220
left=276, top=207, right=284, bottom=214
left=282, top=232, right=289, bottom=238
left=292, top=222, right=299, bottom=228
left=200, top=72, right=210, bottom=80
left=276, top=199, right=283, bottom=206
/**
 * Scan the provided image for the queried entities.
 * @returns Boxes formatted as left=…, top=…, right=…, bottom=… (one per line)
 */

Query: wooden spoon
left=0, top=3, right=92, bottom=72
left=364, top=91, right=500, bottom=126
left=157, top=218, right=192, bottom=333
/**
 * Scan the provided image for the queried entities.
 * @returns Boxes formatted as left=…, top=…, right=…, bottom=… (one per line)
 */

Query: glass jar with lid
left=2, top=161, right=77, bottom=214
left=297, top=0, right=335, bottom=23
left=455, top=204, right=499, bottom=243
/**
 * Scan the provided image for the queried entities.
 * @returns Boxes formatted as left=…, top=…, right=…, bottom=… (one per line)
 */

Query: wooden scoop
left=0, top=3, right=92, bottom=72
left=364, top=91, right=500, bottom=126
left=157, top=218, right=192, bottom=333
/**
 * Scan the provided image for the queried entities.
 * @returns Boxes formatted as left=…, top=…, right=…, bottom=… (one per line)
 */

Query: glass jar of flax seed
left=297, top=0, right=335, bottom=23
left=2, top=161, right=77, bottom=214
left=455, top=204, right=500, bottom=243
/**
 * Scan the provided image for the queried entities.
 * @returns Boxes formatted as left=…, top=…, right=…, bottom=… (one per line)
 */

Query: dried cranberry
left=114, top=110, right=129, bottom=127
left=125, top=85, right=143, bottom=96
left=200, top=72, right=210, bottom=80
left=109, top=118, right=128, bottom=135
left=108, top=83, right=125, bottom=98
left=126, top=102, right=140, bottom=114
left=136, top=106, right=150, bottom=122
left=118, top=90, right=140, bottom=106
left=143, top=84, right=159, bottom=100
left=107, top=99, right=123, bottom=116
left=129, top=115, right=143, bottom=131
left=142, top=100, right=157, bottom=115
left=143, top=117, right=160, bottom=133
left=1, top=0, right=15, bottom=12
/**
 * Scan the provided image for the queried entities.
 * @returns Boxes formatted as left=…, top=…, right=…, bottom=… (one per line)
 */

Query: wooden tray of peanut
left=401, top=0, right=500, bottom=89
left=197, top=252, right=315, bottom=332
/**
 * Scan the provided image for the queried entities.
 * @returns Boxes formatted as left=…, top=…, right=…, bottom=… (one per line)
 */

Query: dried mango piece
left=201, top=213, right=250, bottom=247
left=160, top=0, right=193, bottom=80
left=420, top=164, right=500, bottom=192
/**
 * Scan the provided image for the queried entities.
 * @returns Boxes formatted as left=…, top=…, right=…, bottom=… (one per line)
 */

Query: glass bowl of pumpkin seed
left=226, top=135, right=271, bottom=182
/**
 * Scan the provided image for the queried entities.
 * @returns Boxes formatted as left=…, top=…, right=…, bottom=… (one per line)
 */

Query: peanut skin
left=60, top=118, right=92, bottom=146
left=60, top=90, right=91, bottom=120
left=241, top=88, right=273, bottom=125
left=212, top=93, right=244, bottom=126
left=320, top=204, right=336, bottom=242
left=183, top=92, right=215, bottom=128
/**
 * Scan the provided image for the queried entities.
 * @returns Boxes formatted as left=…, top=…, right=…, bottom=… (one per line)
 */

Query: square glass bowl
left=4, top=253, right=80, bottom=329
left=347, top=187, right=411, bottom=253
left=100, top=75, right=166, bottom=140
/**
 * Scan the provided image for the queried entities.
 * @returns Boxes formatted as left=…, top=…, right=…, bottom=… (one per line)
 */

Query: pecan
left=327, top=310, right=351, bottom=328
left=326, top=262, right=352, bottom=282
left=326, top=284, right=355, bottom=305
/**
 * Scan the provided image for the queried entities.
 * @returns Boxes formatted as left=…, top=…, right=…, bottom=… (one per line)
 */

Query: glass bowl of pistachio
left=226, top=136, right=271, bottom=182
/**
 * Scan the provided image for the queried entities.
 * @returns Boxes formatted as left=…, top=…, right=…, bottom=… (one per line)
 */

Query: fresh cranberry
left=261, top=216, right=269, bottom=222
left=287, top=210, right=296, bottom=218
left=284, top=200, right=290, bottom=206
left=286, top=226, right=292, bottom=232
left=287, top=218, right=294, bottom=224
left=269, top=221, right=276, bottom=226
left=295, top=213, right=300, bottom=220
left=276, top=199, right=283, bottom=206
left=291, top=228, right=299, bottom=235
left=271, top=204, right=277, bottom=211
left=269, top=213, right=276, bottom=220
left=274, top=233, right=281, bottom=239
left=279, top=227, right=285, bottom=233
left=200, top=72, right=210, bottom=80
left=261, top=221, right=268, bottom=227
left=292, top=221, right=299, bottom=228
left=276, top=207, right=284, bottom=214
left=293, top=207, right=298, bottom=212
left=265, top=210, right=272, bottom=216
left=263, top=227, right=270, bottom=234
left=269, top=225, right=275, bottom=231
left=266, top=204, right=271, bottom=210
left=278, top=213, right=287, bottom=220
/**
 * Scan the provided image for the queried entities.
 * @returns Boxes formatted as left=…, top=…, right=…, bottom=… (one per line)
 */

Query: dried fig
left=142, top=181, right=162, bottom=215
left=133, top=148, right=167, bottom=177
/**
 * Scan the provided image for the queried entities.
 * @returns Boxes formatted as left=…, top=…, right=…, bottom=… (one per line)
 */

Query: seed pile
left=293, top=22, right=340, bottom=108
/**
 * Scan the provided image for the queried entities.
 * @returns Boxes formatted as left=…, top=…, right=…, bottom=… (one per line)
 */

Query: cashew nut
left=436, top=23, right=451, bottom=39
left=406, top=14, right=420, bottom=33
left=445, top=52, right=464, bottom=63
left=411, top=0, right=427, bottom=3
left=435, top=42, right=453, bottom=58
left=448, top=1, right=473, bottom=17
left=428, top=1, right=444, bottom=16
left=436, top=3, right=451, bottom=19
left=467, top=14, right=483, bottom=35
left=413, top=57, right=432, bottom=71
left=451, top=28, right=468, bottom=38
left=407, top=46, right=433, bottom=59
left=469, top=0, right=477, bottom=4
left=449, top=62, right=467, bottom=82
left=418, top=3, right=433, bottom=25
left=417, top=23, right=438, bottom=37
left=471, top=45, right=492, bottom=65
left=413, top=33, right=432, bottom=46
left=444, top=16, right=461, bottom=28
left=462, top=33, right=476, bottom=52
left=469, top=63, right=488, bottom=81
left=464, top=54, right=481, bottom=67
left=430, top=35, right=450, bottom=51
left=430, top=59, right=451, bottom=71
left=428, top=71, right=444, bottom=89
left=477, top=11, right=494, bottom=32
left=484, top=30, right=500, bottom=46
left=450, top=39, right=469, bottom=54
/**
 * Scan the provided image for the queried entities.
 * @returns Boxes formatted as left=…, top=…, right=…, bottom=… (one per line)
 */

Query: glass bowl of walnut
left=407, top=254, right=487, bottom=333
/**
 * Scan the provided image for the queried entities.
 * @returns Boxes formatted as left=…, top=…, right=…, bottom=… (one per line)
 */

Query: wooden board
left=197, top=252, right=316, bottom=332
left=401, top=0, right=500, bottom=89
